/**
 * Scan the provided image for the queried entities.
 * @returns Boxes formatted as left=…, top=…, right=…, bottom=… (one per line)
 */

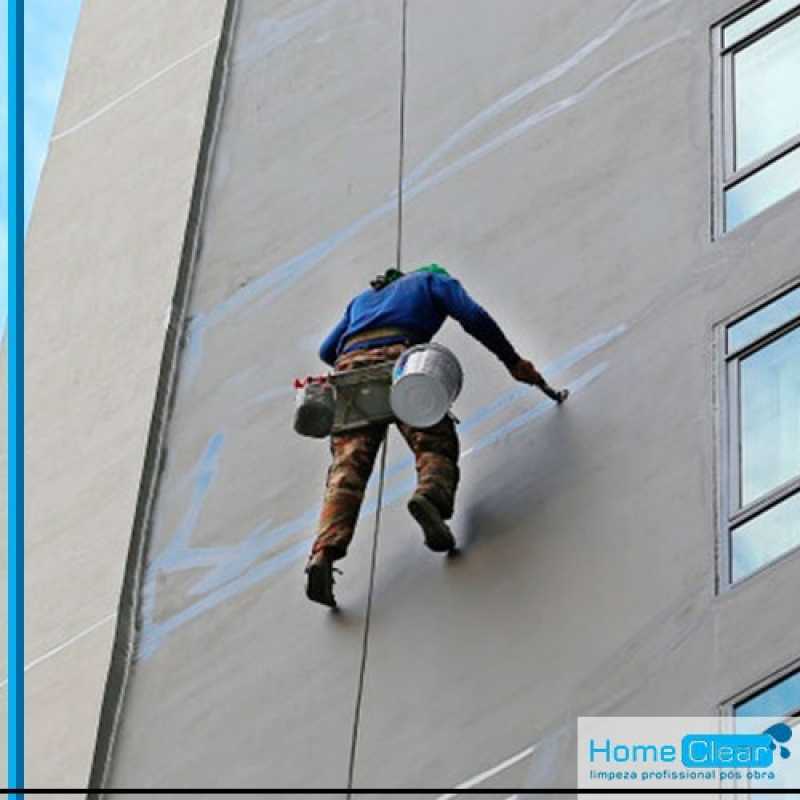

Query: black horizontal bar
left=4, top=789, right=800, bottom=795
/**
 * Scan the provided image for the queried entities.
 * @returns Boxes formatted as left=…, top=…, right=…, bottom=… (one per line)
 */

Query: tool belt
left=293, top=333, right=406, bottom=437
left=329, top=359, right=397, bottom=434
left=342, top=326, right=411, bottom=352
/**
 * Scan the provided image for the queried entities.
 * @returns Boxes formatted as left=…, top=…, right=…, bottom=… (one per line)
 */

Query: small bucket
left=390, top=343, right=463, bottom=427
left=293, top=376, right=335, bottom=438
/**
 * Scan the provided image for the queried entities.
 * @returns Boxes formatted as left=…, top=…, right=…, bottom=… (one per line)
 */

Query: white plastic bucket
left=390, top=343, right=463, bottom=427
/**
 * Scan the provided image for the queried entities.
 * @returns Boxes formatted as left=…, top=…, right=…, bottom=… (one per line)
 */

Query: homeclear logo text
left=578, top=716, right=794, bottom=790
left=590, top=734, right=775, bottom=768
left=586, top=722, right=793, bottom=781
left=589, top=722, right=792, bottom=769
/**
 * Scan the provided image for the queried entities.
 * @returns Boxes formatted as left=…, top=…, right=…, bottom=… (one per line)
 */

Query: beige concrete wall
left=103, top=0, right=800, bottom=792
left=0, top=0, right=228, bottom=787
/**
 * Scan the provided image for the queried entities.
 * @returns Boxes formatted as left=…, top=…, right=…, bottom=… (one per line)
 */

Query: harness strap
left=342, top=326, right=411, bottom=351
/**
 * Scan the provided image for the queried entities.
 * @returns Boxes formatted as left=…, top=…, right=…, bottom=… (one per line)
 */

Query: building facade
left=8, top=0, right=800, bottom=793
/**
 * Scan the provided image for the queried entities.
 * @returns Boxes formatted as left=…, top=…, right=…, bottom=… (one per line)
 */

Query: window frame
left=716, top=280, right=800, bottom=590
left=711, top=0, right=800, bottom=237
left=722, top=660, right=800, bottom=720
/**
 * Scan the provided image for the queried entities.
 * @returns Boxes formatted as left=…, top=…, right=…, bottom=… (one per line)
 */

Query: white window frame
left=711, top=0, right=800, bottom=237
left=716, top=281, right=800, bottom=590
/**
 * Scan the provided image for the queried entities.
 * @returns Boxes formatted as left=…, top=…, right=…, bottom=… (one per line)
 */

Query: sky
left=1, top=0, right=83, bottom=339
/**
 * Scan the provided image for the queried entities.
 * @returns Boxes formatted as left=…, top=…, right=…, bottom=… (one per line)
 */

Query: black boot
left=408, top=494, right=456, bottom=553
left=305, top=550, right=339, bottom=608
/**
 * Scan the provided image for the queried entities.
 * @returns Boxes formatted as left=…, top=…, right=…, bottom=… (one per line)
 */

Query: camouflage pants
left=312, top=343, right=460, bottom=560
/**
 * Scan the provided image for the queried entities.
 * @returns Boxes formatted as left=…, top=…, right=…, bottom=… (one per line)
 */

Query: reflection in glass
left=740, top=326, right=800, bottom=503
left=735, top=668, right=800, bottom=716
left=726, top=144, right=800, bottom=230
left=732, top=490, right=800, bottom=580
left=728, top=285, right=800, bottom=352
left=724, top=0, right=800, bottom=47
left=734, top=13, right=800, bottom=167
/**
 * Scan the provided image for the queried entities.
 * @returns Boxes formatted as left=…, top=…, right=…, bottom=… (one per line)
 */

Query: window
left=713, top=0, right=800, bottom=234
left=719, top=282, right=800, bottom=586
left=734, top=668, right=800, bottom=719
left=729, top=665, right=800, bottom=799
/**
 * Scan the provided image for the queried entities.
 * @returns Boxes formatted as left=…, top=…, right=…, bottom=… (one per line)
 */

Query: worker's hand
left=511, top=359, right=569, bottom=403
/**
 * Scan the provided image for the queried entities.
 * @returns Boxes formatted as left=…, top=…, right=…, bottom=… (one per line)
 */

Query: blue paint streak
left=148, top=432, right=224, bottom=567
left=467, top=363, right=607, bottom=452
left=187, top=508, right=320, bottom=597
left=403, top=0, right=670, bottom=188
left=8, top=0, right=24, bottom=793
left=139, top=539, right=313, bottom=660
left=140, top=434, right=226, bottom=629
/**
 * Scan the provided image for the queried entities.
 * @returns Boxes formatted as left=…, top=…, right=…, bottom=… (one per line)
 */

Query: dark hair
left=370, top=268, right=405, bottom=291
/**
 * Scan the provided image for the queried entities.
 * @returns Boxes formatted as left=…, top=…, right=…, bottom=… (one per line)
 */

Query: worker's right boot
left=408, top=493, right=456, bottom=553
left=305, top=550, right=338, bottom=608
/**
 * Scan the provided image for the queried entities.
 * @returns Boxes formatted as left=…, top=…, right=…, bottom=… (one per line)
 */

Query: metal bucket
left=390, top=343, right=463, bottom=427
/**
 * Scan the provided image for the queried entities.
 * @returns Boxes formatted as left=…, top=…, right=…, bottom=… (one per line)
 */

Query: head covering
left=414, top=263, right=450, bottom=278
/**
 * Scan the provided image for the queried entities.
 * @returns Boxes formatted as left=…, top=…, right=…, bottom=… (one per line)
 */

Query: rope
left=346, top=433, right=389, bottom=798
left=346, top=4, right=408, bottom=795
left=395, top=0, right=408, bottom=272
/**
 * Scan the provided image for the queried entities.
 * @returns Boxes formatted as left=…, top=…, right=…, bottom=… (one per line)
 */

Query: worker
left=305, top=264, right=568, bottom=607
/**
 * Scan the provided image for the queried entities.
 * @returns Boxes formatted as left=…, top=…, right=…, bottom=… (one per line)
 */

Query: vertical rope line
left=396, top=0, right=408, bottom=271
left=347, top=6, right=408, bottom=795
left=346, top=433, right=389, bottom=798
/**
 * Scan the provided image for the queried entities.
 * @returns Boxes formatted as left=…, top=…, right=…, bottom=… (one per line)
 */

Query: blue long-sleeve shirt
left=319, top=271, right=520, bottom=369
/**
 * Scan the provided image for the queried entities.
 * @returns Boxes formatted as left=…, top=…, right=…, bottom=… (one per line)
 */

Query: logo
left=578, top=716, right=796, bottom=794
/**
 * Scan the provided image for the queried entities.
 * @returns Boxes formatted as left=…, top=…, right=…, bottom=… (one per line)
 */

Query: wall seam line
left=0, top=613, right=116, bottom=689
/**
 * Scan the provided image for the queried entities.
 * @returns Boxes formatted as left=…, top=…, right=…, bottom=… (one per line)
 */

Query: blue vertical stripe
left=8, top=0, right=24, bottom=796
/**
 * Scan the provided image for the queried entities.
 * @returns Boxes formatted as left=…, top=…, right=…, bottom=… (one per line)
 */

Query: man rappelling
left=304, top=264, right=568, bottom=607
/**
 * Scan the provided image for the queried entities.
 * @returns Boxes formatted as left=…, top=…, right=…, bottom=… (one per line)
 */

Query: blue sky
left=1, top=0, right=83, bottom=338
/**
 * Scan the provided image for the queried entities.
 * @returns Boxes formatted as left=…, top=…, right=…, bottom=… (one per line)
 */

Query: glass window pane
left=734, top=13, right=800, bottom=168
left=732, top=490, right=800, bottom=580
left=728, top=285, right=800, bottom=352
left=724, top=0, right=800, bottom=48
left=726, top=144, right=800, bottom=230
left=735, top=668, right=800, bottom=716
left=740, top=326, right=800, bottom=504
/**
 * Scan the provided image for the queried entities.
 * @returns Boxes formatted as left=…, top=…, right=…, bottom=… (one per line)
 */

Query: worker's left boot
left=408, top=493, right=456, bottom=553
left=305, top=550, right=339, bottom=608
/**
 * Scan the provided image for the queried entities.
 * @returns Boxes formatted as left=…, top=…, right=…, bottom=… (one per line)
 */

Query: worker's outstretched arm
left=431, top=275, right=568, bottom=403
left=319, top=305, right=351, bottom=366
